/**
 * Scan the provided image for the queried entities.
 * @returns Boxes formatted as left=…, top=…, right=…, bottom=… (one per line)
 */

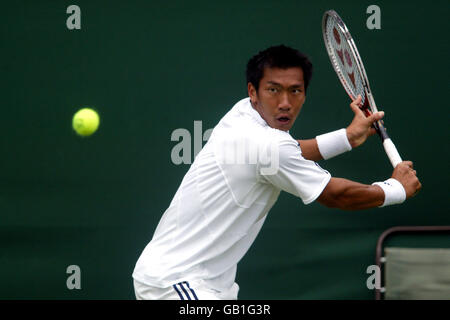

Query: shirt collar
left=239, top=98, right=290, bottom=133
left=239, top=98, right=268, bottom=127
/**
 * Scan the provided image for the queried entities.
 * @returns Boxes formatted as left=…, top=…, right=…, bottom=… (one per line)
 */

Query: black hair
left=246, top=45, right=313, bottom=93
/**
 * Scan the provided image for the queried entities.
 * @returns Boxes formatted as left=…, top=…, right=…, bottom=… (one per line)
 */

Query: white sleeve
left=260, top=138, right=331, bottom=204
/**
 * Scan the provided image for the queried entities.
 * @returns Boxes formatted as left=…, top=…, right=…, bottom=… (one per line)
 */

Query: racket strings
left=325, top=16, right=366, bottom=105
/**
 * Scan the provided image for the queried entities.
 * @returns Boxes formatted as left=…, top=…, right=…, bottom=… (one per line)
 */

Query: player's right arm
left=317, top=161, right=421, bottom=210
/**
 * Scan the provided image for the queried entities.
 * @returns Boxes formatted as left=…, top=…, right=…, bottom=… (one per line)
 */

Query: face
left=248, top=67, right=306, bottom=131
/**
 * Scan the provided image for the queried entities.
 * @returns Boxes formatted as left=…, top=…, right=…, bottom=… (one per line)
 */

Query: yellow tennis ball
left=72, top=108, right=100, bottom=136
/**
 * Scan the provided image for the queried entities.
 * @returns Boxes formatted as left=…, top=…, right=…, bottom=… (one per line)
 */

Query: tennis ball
left=72, top=108, right=100, bottom=137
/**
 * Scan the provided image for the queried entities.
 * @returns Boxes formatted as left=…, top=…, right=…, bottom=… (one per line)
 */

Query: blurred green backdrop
left=1, top=0, right=449, bottom=299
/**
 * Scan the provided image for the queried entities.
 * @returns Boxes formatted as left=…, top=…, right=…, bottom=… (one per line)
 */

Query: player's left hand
left=346, top=95, right=384, bottom=148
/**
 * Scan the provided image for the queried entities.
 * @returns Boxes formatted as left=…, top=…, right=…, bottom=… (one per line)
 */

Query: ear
left=247, top=82, right=257, bottom=106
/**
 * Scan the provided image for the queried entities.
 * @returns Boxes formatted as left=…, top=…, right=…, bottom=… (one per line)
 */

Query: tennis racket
left=322, top=10, right=402, bottom=168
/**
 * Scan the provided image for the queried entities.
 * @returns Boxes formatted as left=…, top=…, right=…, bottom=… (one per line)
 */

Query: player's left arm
left=297, top=96, right=384, bottom=161
left=317, top=161, right=421, bottom=210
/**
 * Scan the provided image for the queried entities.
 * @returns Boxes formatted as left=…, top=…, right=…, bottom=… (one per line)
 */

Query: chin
left=272, top=125, right=291, bottom=132
left=272, top=121, right=292, bottom=132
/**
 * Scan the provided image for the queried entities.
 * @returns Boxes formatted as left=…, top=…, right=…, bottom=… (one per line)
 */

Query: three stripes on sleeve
left=172, top=281, right=199, bottom=300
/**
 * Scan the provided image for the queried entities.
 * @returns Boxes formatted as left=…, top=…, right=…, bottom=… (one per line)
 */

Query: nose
left=278, top=92, right=291, bottom=111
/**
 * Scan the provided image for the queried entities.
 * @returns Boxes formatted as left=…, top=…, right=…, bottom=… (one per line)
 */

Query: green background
left=1, top=0, right=449, bottom=299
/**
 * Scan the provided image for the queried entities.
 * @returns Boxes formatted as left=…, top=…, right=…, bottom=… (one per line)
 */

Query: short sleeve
left=260, top=138, right=331, bottom=204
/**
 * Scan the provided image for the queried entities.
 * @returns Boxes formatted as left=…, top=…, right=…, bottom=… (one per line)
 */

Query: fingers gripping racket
left=322, top=10, right=402, bottom=168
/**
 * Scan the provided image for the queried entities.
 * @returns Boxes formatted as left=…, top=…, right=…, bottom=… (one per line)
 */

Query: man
left=132, top=45, right=421, bottom=300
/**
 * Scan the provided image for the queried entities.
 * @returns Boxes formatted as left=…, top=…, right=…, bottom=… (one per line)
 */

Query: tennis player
left=132, top=45, right=421, bottom=300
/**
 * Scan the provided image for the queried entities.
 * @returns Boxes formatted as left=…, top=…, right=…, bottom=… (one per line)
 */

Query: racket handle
left=383, top=138, right=402, bottom=168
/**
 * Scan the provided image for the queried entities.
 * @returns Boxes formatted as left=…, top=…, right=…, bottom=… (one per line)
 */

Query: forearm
left=297, top=139, right=323, bottom=161
left=298, top=129, right=352, bottom=161
left=318, top=177, right=385, bottom=210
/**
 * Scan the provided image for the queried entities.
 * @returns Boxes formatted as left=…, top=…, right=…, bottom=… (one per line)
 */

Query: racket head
left=322, top=10, right=374, bottom=111
left=322, top=10, right=401, bottom=167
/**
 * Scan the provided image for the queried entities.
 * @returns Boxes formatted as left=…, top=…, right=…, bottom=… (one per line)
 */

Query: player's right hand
left=391, top=161, right=422, bottom=199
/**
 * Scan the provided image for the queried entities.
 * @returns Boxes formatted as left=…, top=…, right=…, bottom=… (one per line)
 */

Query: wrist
left=345, top=127, right=358, bottom=148
left=372, top=178, right=406, bottom=207
left=316, top=128, right=352, bottom=160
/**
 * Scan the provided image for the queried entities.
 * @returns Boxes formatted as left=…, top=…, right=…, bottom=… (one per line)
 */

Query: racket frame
left=322, top=10, right=402, bottom=168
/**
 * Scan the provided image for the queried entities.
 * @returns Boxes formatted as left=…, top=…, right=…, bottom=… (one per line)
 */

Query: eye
left=268, top=87, right=278, bottom=93
left=292, top=88, right=303, bottom=94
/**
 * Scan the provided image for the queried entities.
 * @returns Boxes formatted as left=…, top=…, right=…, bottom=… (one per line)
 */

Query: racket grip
left=383, top=138, right=402, bottom=168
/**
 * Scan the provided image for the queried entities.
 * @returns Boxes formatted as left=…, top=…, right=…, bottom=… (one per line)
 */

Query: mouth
left=276, top=116, right=291, bottom=125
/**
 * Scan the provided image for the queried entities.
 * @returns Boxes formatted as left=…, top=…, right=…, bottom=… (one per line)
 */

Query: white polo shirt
left=132, top=97, right=331, bottom=291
